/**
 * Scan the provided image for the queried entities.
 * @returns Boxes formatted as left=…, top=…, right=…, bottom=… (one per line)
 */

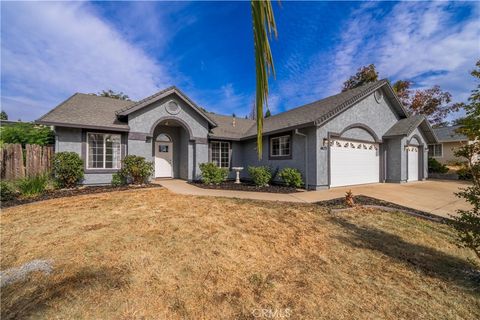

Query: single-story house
left=429, top=126, right=470, bottom=164
left=37, top=79, right=438, bottom=189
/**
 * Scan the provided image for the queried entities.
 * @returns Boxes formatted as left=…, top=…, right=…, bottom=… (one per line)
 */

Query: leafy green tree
left=95, top=89, right=130, bottom=101
left=265, top=109, right=271, bottom=118
left=342, top=64, right=379, bottom=91
left=0, top=111, right=8, bottom=120
left=251, top=0, right=277, bottom=159
left=0, top=123, right=54, bottom=146
left=450, top=60, right=480, bottom=260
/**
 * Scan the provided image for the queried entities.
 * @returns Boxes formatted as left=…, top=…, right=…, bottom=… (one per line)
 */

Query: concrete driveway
left=294, top=180, right=471, bottom=218
left=157, top=179, right=471, bottom=219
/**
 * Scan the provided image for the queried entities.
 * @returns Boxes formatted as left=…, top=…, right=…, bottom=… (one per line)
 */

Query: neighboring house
left=37, top=80, right=438, bottom=189
left=430, top=126, right=470, bottom=164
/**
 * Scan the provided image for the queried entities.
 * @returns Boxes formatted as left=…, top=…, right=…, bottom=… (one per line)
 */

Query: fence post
left=14, top=144, right=25, bottom=179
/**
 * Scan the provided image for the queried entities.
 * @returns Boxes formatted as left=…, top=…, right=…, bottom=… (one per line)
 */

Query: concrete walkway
left=155, top=179, right=471, bottom=219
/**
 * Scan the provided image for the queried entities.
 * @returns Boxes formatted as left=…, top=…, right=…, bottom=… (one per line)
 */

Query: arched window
left=156, top=133, right=171, bottom=142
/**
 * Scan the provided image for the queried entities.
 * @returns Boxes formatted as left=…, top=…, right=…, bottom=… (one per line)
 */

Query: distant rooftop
left=433, top=125, right=468, bottom=142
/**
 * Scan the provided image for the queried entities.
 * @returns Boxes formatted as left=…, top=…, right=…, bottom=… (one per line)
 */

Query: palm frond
left=251, top=0, right=277, bottom=159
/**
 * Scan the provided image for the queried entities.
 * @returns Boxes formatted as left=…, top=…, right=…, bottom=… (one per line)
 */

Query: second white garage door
left=407, top=146, right=419, bottom=181
left=330, top=139, right=380, bottom=187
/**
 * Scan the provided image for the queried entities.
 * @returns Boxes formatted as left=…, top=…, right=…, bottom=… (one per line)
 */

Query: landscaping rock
left=0, top=259, right=53, bottom=288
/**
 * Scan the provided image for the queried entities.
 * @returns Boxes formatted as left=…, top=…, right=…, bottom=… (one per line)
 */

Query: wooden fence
left=0, top=144, right=53, bottom=180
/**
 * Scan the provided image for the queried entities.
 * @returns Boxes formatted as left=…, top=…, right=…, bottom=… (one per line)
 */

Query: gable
left=317, top=89, right=400, bottom=142
left=126, top=92, right=211, bottom=138
left=116, top=86, right=216, bottom=126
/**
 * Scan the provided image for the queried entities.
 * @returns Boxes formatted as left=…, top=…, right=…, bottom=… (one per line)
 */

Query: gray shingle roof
left=240, top=79, right=402, bottom=138
left=383, top=115, right=425, bottom=137
left=208, top=114, right=255, bottom=140
left=37, top=80, right=414, bottom=140
left=37, top=93, right=132, bottom=131
left=383, top=114, right=437, bottom=143
left=433, top=125, right=468, bottom=142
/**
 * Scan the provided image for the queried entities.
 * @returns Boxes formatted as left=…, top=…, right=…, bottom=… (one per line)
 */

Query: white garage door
left=330, top=139, right=380, bottom=187
left=407, top=146, right=419, bottom=181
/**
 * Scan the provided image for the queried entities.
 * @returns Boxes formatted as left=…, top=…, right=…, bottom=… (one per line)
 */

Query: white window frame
left=210, top=141, right=230, bottom=168
left=428, top=143, right=443, bottom=158
left=270, top=135, right=291, bottom=157
left=86, top=132, right=122, bottom=169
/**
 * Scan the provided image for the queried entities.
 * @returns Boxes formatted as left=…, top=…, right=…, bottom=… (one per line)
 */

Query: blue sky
left=1, top=1, right=479, bottom=121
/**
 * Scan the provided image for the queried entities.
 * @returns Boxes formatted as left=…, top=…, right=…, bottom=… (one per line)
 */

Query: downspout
left=295, top=129, right=308, bottom=189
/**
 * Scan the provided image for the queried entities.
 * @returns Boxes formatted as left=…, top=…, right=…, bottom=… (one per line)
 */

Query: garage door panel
left=330, top=140, right=380, bottom=187
left=407, top=146, right=419, bottom=181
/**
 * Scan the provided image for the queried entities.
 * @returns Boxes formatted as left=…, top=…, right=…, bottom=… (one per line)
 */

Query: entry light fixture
left=320, top=138, right=329, bottom=150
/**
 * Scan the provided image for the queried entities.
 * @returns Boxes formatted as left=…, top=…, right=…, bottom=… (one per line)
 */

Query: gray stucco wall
left=127, top=93, right=210, bottom=181
left=316, top=90, right=400, bottom=188
left=128, top=94, right=210, bottom=138
left=55, top=127, right=126, bottom=185
left=238, top=127, right=317, bottom=188
left=384, top=137, right=404, bottom=182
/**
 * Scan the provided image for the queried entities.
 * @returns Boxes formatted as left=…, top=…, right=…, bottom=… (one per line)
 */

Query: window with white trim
left=87, top=133, right=121, bottom=169
left=428, top=144, right=442, bottom=157
left=210, top=141, right=230, bottom=168
left=270, top=135, right=291, bottom=157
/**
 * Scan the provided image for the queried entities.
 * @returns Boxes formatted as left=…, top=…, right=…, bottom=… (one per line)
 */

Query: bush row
left=199, top=163, right=304, bottom=188
left=0, top=153, right=155, bottom=202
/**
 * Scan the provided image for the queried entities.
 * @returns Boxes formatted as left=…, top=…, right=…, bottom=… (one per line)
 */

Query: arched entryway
left=151, top=118, right=191, bottom=179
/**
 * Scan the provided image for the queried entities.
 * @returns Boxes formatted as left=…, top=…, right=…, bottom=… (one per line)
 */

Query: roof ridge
left=115, top=86, right=176, bottom=114
left=75, top=92, right=136, bottom=103
left=315, top=79, right=388, bottom=125
left=263, top=79, right=388, bottom=123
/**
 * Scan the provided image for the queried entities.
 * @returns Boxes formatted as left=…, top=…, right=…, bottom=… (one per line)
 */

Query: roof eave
left=35, top=120, right=130, bottom=132
left=314, top=79, right=407, bottom=127
left=208, top=135, right=242, bottom=141
left=240, top=122, right=315, bottom=140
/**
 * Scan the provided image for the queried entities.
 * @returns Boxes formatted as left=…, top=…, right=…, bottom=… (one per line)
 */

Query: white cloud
left=271, top=1, right=479, bottom=119
left=1, top=1, right=173, bottom=120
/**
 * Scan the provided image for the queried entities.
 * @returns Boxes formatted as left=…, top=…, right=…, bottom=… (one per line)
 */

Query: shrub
left=111, top=172, right=127, bottom=187
left=457, top=167, right=473, bottom=181
left=0, top=123, right=54, bottom=146
left=345, top=190, right=355, bottom=207
left=119, top=155, right=154, bottom=185
left=278, top=167, right=303, bottom=188
left=248, top=166, right=272, bottom=187
left=53, top=152, right=84, bottom=188
left=199, top=162, right=228, bottom=184
left=17, top=174, right=48, bottom=197
left=428, top=157, right=448, bottom=174
left=0, top=181, right=16, bottom=201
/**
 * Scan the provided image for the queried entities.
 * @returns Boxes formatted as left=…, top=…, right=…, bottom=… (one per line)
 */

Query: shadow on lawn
left=329, top=216, right=480, bottom=293
left=1, top=266, right=130, bottom=320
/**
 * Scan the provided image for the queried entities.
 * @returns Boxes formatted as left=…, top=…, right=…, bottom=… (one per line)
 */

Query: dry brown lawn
left=1, top=188, right=479, bottom=319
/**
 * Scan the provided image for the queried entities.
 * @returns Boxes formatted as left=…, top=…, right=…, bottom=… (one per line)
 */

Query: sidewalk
left=154, top=179, right=470, bottom=218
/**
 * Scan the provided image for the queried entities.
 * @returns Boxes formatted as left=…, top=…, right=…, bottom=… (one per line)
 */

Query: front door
left=155, top=141, right=173, bottom=178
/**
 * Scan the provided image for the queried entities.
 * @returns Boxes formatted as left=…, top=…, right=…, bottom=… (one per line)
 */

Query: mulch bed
left=316, top=195, right=448, bottom=223
left=1, top=184, right=162, bottom=209
left=189, top=180, right=301, bottom=194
